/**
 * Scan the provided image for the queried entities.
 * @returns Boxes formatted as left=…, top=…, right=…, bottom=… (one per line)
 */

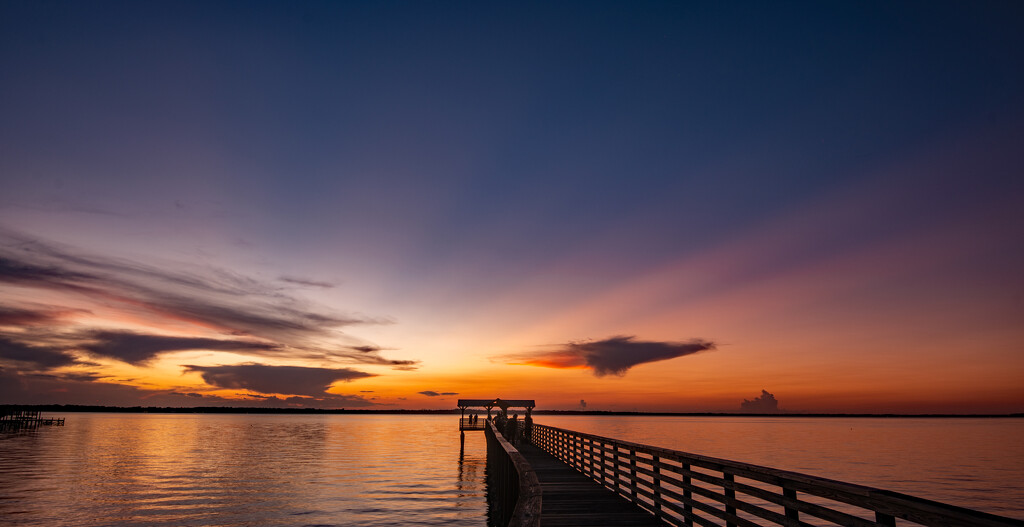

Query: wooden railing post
left=579, top=437, right=585, bottom=474
left=629, top=447, right=638, bottom=502
left=875, top=512, right=897, bottom=526
left=783, top=487, right=799, bottom=525
left=574, top=435, right=581, bottom=471
left=652, top=454, right=662, bottom=513
left=682, top=462, right=693, bottom=526
left=613, top=444, right=621, bottom=494
left=584, top=437, right=592, bottom=477
left=577, top=436, right=584, bottom=472
left=724, top=472, right=736, bottom=527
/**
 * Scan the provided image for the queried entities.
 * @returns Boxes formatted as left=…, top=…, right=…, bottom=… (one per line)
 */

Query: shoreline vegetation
left=2, top=404, right=1022, bottom=418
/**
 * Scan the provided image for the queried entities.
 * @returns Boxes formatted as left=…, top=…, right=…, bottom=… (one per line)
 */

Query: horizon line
left=4, top=404, right=1022, bottom=418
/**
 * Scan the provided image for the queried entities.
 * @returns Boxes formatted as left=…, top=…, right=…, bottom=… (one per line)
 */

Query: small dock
left=0, top=408, right=66, bottom=432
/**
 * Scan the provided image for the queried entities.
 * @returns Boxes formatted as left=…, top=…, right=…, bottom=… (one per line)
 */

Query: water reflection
left=6, top=413, right=1018, bottom=524
left=484, top=455, right=498, bottom=527
left=0, top=414, right=490, bottom=526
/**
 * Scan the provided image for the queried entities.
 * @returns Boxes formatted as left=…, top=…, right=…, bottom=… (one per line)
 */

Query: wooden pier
left=477, top=406, right=1024, bottom=527
left=460, top=417, right=487, bottom=431
left=0, top=408, right=65, bottom=431
left=527, top=423, right=1022, bottom=527
left=516, top=439, right=665, bottom=526
left=459, top=398, right=536, bottom=431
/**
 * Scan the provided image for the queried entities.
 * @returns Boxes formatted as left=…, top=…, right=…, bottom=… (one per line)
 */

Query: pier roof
left=457, top=398, right=535, bottom=409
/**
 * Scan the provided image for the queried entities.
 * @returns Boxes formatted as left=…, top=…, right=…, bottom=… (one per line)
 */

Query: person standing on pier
left=504, top=414, right=519, bottom=444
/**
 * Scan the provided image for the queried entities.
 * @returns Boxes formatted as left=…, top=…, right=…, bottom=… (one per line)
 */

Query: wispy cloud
left=243, top=393, right=376, bottom=407
left=0, top=229, right=418, bottom=371
left=0, top=304, right=85, bottom=325
left=0, top=336, right=78, bottom=369
left=0, top=367, right=373, bottom=407
left=502, top=335, right=715, bottom=376
left=79, top=331, right=280, bottom=365
left=279, top=276, right=335, bottom=288
left=183, top=363, right=375, bottom=397
left=339, top=344, right=420, bottom=368
left=418, top=390, right=458, bottom=396
left=0, top=232, right=372, bottom=340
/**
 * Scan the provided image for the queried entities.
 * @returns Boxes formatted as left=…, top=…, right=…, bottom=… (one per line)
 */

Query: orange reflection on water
left=0, top=414, right=490, bottom=526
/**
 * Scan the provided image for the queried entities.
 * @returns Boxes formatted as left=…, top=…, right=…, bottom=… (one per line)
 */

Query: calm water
left=2, top=414, right=1022, bottom=525
left=1, top=414, right=488, bottom=526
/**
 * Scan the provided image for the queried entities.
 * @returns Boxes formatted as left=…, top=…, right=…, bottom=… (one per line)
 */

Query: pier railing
left=460, top=417, right=486, bottom=431
left=530, top=423, right=1022, bottom=527
left=485, top=420, right=542, bottom=527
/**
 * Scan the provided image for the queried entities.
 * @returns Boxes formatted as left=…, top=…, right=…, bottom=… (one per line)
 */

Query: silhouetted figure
left=524, top=413, right=533, bottom=442
left=505, top=413, right=519, bottom=444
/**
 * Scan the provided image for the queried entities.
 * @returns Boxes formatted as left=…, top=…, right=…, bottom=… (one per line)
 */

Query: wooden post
left=584, top=437, right=592, bottom=477
left=629, top=448, right=638, bottom=502
left=653, top=455, right=661, bottom=513
left=875, top=512, right=897, bottom=526
left=682, top=463, right=693, bottom=526
left=613, top=445, right=621, bottom=494
left=724, top=472, right=736, bottom=527
left=784, top=487, right=799, bottom=524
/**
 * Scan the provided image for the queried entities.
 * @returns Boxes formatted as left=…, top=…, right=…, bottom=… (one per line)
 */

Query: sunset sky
left=2, top=1, right=1022, bottom=413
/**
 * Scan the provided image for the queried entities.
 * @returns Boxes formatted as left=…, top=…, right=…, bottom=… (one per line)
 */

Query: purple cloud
left=183, top=363, right=374, bottom=397
left=503, top=335, right=715, bottom=376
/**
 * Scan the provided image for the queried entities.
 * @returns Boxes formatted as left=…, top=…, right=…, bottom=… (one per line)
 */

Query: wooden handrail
left=459, top=417, right=486, bottom=430
left=529, top=423, right=1023, bottom=527
left=486, top=420, right=542, bottom=527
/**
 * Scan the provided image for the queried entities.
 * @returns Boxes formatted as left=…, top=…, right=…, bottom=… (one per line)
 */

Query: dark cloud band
left=418, top=390, right=458, bottom=397
left=503, top=335, right=715, bottom=376
left=80, top=331, right=280, bottom=365
left=0, top=336, right=78, bottom=369
left=183, top=363, right=375, bottom=397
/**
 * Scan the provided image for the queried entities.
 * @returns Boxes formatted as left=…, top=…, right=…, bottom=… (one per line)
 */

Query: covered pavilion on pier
left=457, top=398, right=535, bottom=431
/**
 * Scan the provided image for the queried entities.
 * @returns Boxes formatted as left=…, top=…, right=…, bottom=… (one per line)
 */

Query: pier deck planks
left=516, top=441, right=666, bottom=526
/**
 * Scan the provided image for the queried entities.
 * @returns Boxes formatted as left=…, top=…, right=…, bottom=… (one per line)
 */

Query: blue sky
left=2, top=1, right=1023, bottom=411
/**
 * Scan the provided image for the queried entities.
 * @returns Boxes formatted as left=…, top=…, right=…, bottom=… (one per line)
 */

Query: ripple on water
left=0, top=414, right=491, bottom=526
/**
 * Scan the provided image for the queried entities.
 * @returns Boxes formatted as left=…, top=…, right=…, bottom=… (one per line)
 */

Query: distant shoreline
left=3, top=404, right=1022, bottom=418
